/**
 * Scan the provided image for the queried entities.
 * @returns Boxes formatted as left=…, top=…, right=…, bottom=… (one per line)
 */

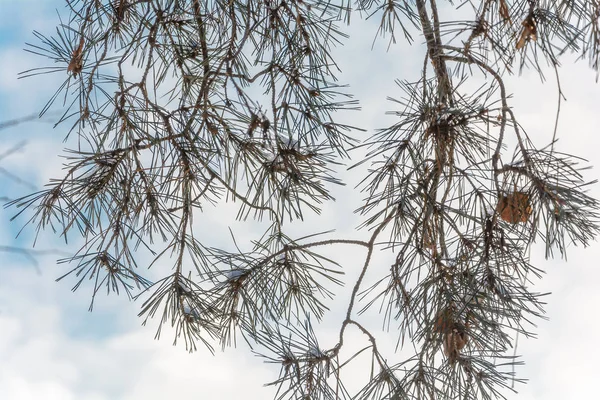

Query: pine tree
left=10, top=0, right=600, bottom=398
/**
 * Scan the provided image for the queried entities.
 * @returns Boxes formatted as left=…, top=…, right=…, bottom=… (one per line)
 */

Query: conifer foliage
left=10, top=0, right=600, bottom=398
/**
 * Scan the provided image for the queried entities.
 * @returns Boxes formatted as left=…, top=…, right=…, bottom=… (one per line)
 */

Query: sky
left=1, top=1, right=599, bottom=399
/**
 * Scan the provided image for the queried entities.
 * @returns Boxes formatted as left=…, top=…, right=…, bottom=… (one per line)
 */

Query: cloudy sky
left=1, top=1, right=599, bottom=399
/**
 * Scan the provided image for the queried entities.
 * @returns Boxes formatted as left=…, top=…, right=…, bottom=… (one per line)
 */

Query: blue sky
left=1, top=1, right=600, bottom=399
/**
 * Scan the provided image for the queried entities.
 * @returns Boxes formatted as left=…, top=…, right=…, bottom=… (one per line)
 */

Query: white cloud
left=0, top=259, right=281, bottom=400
